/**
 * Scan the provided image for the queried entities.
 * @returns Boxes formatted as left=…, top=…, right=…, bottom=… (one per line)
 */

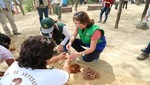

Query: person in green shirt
left=66, top=11, right=107, bottom=62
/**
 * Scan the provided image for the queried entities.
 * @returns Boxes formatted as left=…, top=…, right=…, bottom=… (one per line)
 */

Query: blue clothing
left=38, top=7, right=48, bottom=22
left=100, top=7, right=110, bottom=22
left=0, top=0, right=13, bottom=9
left=63, top=0, right=67, bottom=4
left=143, top=42, right=150, bottom=54
left=85, top=36, right=106, bottom=51
left=72, top=37, right=106, bottom=62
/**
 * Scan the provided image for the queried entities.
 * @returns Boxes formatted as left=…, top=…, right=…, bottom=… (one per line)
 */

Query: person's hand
left=63, top=55, right=73, bottom=73
left=57, top=52, right=67, bottom=60
left=70, top=52, right=81, bottom=59
left=56, top=44, right=64, bottom=53
left=64, top=55, right=72, bottom=66
left=66, top=42, right=72, bottom=50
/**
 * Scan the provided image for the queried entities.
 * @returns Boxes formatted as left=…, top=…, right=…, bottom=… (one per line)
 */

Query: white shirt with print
left=0, top=61, right=69, bottom=85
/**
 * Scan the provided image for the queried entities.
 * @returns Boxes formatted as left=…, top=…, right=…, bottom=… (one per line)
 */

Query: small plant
left=22, top=0, right=34, bottom=12
left=24, top=5, right=32, bottom=12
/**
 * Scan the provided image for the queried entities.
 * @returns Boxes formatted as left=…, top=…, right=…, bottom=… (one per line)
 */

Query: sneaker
left=97, top=21, right=101, bottom=23
left=136, top=52, right=149, bottom=60
left=141, top=49, right=145, bottom=52
left=102, top=21, right=106, bottom=24
left=142, top=19, right=148, bottom=23
left=13, top=32, right=21, bottom=35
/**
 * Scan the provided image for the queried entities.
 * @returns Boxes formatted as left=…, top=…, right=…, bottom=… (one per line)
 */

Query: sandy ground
left=0, top=3, right=150, bottom=85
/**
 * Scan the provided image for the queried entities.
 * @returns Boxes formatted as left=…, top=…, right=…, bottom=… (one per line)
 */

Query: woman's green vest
left=78, top=25, right=104, bottom=44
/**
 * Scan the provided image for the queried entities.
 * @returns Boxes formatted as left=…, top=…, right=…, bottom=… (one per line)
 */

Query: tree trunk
left=141, top=0, right=150, bottom=21
left=135, top=0, right=141, bottom=5
left=114, top=0, right=123, bottom=29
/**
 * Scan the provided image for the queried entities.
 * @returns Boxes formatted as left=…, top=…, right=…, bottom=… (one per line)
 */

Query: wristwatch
left=82, top=52, right=85, bottom=56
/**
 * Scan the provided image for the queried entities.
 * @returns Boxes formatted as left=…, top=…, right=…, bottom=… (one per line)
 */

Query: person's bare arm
left=47, top=52, right=66, bottom=64
left=66, top=28, right=78, bottom=50
left=63, top=55, right=72, bottom=74
left=70, top=39, right=98, bottom=58
left=68, top=28, right=78, bottom=44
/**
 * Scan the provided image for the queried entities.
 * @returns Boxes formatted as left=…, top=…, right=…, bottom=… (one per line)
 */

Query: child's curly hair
left=17, top=35, right=55, bottom=69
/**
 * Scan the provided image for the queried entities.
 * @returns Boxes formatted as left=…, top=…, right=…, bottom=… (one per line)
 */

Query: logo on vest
left=86, top=33, right=90, bottom=36
left=44, top=24, right=48, bottom=28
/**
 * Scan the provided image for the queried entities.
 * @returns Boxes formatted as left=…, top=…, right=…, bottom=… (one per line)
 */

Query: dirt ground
left=0, top=3, right=150, bottom=85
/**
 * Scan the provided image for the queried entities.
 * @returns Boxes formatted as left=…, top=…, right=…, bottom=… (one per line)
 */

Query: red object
left=103, top=0, right=113, bottom=7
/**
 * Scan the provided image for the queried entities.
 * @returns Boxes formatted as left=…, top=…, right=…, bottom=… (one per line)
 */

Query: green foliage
left=22, top=0, right=34, bottom=12
left=24, top=5, right=32, bottom=12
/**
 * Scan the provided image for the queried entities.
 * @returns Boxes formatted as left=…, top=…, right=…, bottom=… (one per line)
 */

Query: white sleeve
left=60, top=26, right=71, bottom=45
left=59, top=70, right=69, bottom=84
left=60, top=0, right=63, bottom=6
left=0, top=46, right=13, bottom=62
left=51, top=0, right=54, bottom=5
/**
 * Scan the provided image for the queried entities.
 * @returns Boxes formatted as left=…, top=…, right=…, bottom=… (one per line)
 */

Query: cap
left=40, top=18, right=54, bottom=33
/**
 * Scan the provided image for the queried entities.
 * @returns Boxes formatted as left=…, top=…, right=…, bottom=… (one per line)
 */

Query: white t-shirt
left=0, top=61, right=69, bottom=85
left=0, top=45, right=13, bottom=63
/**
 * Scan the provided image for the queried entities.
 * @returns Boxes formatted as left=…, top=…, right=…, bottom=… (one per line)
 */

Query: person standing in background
left=115, top=0, right=119, bottom=9
left=34, top=0, right=50, bottom=22
left=62, top=0, right=67, bottom=7
left=98, top=0, right=113, bottom=23
left=74, top=0, right=79, bottom=12
left=52, top=0, right=63, bottom=20
left=0, top=0, right=21, bottom=36
left=123, top=0, right=128, bottom=9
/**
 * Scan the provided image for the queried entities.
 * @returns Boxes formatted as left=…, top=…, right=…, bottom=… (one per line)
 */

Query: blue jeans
left=72, top=39, right=102, bottom=62
left=37, top=7, right=48, bottom=22
left=143, top=42, right=150, bottom=54
left=100, top=7, right=110, bottom=22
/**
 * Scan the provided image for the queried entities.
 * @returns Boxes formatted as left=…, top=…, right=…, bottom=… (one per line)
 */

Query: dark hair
left=0, top=33, right=11, bottom=49
left=16, top=35, right=55, bottom=69
left=73, top=11, right=94, bottom=28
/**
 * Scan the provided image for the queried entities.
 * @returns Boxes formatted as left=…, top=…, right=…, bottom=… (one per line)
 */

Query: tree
left=141, top=0, right=150, bottom=21
left=114, top=0, right=124, bottom=29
